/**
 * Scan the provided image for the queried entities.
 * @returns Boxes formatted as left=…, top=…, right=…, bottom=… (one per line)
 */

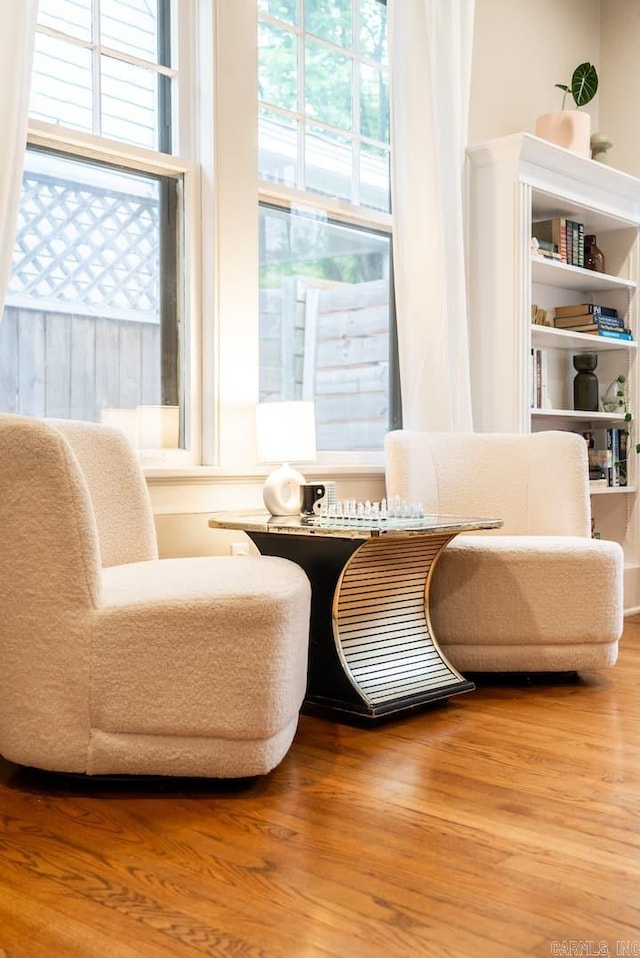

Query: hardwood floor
left=2, top=623, right=640, bottom=958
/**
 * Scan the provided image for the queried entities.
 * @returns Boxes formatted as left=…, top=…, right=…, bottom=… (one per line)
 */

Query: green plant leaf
left=555, top=83, right=569, bottom=92
left=625, top=412, right=632, bottom=422
left=571, top=62, right=598, bottom=107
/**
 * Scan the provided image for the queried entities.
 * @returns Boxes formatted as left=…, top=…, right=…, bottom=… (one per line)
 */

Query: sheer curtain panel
left=0, top=0, right=38, bottom=316
left=389, top=0, right=475, bottom=431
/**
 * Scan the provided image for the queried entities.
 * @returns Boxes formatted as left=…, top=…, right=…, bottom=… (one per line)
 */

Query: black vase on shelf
left=573, top=353, right=599, bottom=412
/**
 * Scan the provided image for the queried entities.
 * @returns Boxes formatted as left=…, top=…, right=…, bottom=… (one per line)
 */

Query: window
left=1, top=0, right=190, bottom=456
left=257, top=0, right=396, bottom=453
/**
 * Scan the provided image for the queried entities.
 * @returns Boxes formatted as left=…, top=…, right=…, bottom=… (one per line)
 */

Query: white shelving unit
left=466, top=133, right=640, bottom=609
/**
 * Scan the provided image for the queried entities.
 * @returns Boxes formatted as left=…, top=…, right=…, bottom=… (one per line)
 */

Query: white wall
left=150, top=470, right=386, bottom=557
left=469, top=0, right=600, bottom=146
left=469, top=0, right=640, bottom=179
left=598, top=0, right=640, bottom=178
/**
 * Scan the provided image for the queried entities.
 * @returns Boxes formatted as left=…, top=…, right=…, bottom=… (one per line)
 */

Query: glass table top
left=208, top=510, right=503, bottom=540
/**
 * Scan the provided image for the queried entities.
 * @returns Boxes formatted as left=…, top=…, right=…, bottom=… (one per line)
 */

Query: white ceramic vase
left=535, top=110, right=591, bottom=158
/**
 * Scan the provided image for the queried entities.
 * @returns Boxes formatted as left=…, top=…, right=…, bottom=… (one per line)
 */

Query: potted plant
left=535, top=62, right=599, bottom=158
left=603, top=373, right=639, bottom=434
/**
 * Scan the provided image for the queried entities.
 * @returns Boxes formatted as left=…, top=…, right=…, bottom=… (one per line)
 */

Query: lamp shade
left=256, top=401, right=316, bottom=515
left=256, top=401, right=316, bottom=464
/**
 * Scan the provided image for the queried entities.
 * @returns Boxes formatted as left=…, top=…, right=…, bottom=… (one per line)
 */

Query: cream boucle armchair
left=384, top=429, right=623, bottom=672
left=0, top=414, right=311, bottom=777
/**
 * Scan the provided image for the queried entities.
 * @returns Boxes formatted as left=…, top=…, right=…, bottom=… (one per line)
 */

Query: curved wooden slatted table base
left=208, top=511, right=503, bottom=722
left=332, top=533, right=471, bottom=716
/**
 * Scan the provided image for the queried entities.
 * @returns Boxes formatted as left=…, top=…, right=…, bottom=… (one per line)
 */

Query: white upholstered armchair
left=384, top=430, right=624, bottom=672
left=0, top=415, right=311, bottom=777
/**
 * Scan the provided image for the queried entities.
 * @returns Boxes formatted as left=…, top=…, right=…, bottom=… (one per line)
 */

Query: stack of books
left=554, top=304, right=633, bottom=341
left=583, top=429, right=628, bottom=487
left=532, top=217, right=584, bottom=267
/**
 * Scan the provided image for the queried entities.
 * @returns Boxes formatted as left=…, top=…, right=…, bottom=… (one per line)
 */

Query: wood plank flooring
left=1, top=620, right=640, bottom=957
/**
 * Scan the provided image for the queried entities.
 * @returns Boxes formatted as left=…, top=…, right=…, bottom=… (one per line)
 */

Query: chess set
left=304, top=495, right=430, bottom=528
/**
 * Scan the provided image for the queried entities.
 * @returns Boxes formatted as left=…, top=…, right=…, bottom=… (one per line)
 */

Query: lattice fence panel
left=8, top=170, right=159, bottom=321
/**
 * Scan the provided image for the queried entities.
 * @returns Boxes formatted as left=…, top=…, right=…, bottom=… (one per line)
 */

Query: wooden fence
left=260, top=277, right=389, bottom=450
left=0, top=306, right=160, bottom=422
left=1, top=278, right=390, bottom=450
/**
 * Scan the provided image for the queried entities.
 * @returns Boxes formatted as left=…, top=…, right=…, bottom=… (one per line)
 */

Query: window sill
left=144, top=462, right=385, bottom=486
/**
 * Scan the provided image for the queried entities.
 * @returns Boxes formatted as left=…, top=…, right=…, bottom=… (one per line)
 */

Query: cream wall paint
left=598, top=0, right=640, bottom=178
left=469, top=0, right=600, bottom=147
left=150, top=472, right=386, bottom=557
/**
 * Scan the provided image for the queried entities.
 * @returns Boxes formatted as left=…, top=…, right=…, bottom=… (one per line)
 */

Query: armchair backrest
left=50, top=418, right=158, bottom=567
left=384, top=430, right=591, bottom=536
left=0, top=413, right=101, bottom=618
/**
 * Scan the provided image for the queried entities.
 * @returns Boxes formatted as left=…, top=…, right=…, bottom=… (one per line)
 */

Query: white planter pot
left=535, top=110, right=591, bottom=158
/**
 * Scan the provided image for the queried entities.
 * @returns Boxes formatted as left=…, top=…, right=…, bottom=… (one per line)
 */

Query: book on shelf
left=583, top=328, right=634, bottom=341
left=555, top=303, right=619, bottom=320
left=583, top=428, right=629, bottom=487
left=532, top=248, right=563, bottom=261
left=564, top=219, right=583, bottom=267
left=554, top=319, right=625, bottom=333
left=530, top=347, right=551, bottom=409
left=619, top=428, right=629, bottom=486
left=560, top=322, right=629, bottom=334
left=532, top=218, right=567, bottom=263
left=579, top=223, right=585, bottom=267
left=607, top=429, right=621, bottom=487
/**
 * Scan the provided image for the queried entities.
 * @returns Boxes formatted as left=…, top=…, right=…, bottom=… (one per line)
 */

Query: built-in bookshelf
left=466, top=133, right=640, bottom=607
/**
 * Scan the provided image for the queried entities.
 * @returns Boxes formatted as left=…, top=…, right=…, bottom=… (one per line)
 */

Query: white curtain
left=389, top=0, right=475, bottom=431
left=0, top=1, right=39, bottom=316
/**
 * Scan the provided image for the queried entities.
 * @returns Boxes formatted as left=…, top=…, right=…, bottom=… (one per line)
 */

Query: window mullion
left=257, top=0, right=394, bottom=457
left=158, top=0, right=172, bottom=153
left=92, top=0, right=101, bottom=136
left=298, top=17, right=305, bottom=192
left=352, top=0, right=360, bottom=206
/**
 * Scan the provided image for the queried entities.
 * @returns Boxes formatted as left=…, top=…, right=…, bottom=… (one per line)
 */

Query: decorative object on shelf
left=532, top=216, right=583, bottom=266
left=591, top=132, right=613, bottom=164
left=256, top=400, right=316, bottom=515
left=582, top=427, right=629, bottom=487
left=535, top=61, right=598, bottom=158
left=531, top=303, right=552, bottom=326
left=601, top=375, right=640, bottom=458
left=532, top=217, right=566, bottom=262
left=573, top=353, right=599, bottom=412
left=530, top=237, right=561, bottom=263
left=601, top=373, right=631, bottom=417
left=584, top=234, right=605, bottom=272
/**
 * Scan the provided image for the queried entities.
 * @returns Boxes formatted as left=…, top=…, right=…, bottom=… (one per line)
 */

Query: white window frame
left=20, top=1, right=392, bottom=477
left=204, top=0, right=393, bottom=472
left=21, top=0, right=201, bottom=467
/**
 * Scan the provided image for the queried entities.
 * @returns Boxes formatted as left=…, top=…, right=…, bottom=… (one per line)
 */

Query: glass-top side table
left=208, top=510, right=503, bottom=722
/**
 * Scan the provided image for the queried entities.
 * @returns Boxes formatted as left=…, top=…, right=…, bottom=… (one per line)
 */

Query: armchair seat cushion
left=431, top=535, right=623, bottom=672
left=385, top=429, right=625, bottom=673
left=96, top=556, right=311, bottom=741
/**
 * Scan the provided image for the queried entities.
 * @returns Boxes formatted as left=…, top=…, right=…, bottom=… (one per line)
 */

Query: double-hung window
left=257, top=0, right=397, bottom=455
left=2, top=0, right=194, bottom=460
